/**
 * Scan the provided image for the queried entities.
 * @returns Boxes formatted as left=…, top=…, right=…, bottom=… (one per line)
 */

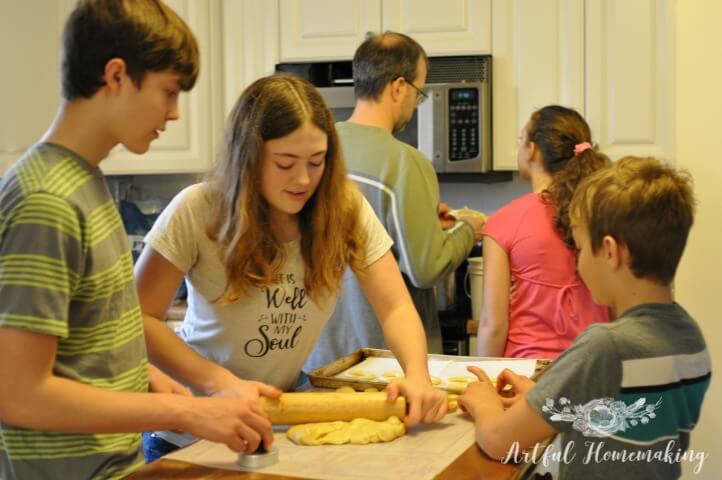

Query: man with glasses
left=305, top=32, right=485, bottom=373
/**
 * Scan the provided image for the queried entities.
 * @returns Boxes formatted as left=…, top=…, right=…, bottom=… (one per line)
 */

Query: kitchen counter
left=123, top=441, right=529, bottom=480
left=125, top=357, right=552, bottom=480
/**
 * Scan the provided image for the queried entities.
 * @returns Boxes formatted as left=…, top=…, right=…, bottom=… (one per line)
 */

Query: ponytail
left=547, top=148, right=610, bottom=248
left=527, top=105, right=611, bottom=248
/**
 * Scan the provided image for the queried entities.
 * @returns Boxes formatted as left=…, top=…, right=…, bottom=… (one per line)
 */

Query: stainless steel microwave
left=276, top=55, right=492, bottom=173
left=418, top=81, right=490, bottom=173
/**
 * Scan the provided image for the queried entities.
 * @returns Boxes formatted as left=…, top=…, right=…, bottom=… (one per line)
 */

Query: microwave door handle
left=331, top=78, right=354, bottom=85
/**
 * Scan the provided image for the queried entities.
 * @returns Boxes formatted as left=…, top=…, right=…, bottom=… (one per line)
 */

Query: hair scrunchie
left=574, top=142, right=593, bottom=155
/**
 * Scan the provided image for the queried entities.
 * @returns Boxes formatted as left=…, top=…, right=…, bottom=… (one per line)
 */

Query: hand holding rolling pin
left=386, top=376, right=448, bottom=426
left=188, top=367, right=282, bottom=453
left=205, top=367, right=282, bottom=403
left=177, top=395, right=275, bottom=454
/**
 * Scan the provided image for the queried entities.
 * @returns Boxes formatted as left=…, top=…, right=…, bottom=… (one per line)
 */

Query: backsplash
left=107, top=173, right=201, bottom=206
left=108, top=171, right=529, bottom=225
left=439, top=173, right=529, bottom=216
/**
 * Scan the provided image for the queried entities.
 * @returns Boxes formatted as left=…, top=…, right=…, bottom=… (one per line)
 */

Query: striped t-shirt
left=0, top=143, right=148, bottom=480
left=527, top=303, right=711, bottom=479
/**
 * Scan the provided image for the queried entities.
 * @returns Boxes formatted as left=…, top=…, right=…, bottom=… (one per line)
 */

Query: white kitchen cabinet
left=382, top=0, right=490, bottom=56
left=279, top=0, right=381, bottom=61
left=491, top=0, right=675, bottom=171
left=491, top=0, right=585, bottom=171
left=0, top=1, right=678, bottom=177
left=218, top=0, right=280, bottom=120
left=585, top=0, right=675, bottom=162
left=279, top=0, right=490, bottom=61
left=0, top=0, right=215, bottom=176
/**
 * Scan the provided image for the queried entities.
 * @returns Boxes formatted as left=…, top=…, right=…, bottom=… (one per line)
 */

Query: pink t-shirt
left=484, top=193, right=608, bottom=359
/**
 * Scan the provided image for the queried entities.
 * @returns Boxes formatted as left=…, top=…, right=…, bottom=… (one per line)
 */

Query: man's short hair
left=352, top=31, right=428, bottom=101
left=569, top=156, right=695, bottom=285
left=61, top=0, right=199, bottom=100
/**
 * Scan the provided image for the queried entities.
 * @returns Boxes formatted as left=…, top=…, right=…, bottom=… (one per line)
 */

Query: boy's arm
left=0, top=326, right=273, bottom=452
left=476, top=236, right=510, bottom=356
left=462, top=326, right=624, bottom=460
left=460, top=367, right=556, bottom=460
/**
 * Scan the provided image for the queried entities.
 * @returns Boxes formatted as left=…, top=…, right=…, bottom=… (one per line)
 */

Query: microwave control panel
left=448, top=88, right=480, bottom=161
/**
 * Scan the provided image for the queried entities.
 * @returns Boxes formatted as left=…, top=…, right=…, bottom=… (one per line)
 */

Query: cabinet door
left=491, top=0, right=585, bottom=170
left=585, top=0, right=675, bottom=162
left=219, top=0, right=280, bottom=118
left=382, top=0, right=490, bottom=55
left=101, top=0, right=213, bottom=174
left=0, top=0, right=72, bottom=174
left=280, top=0, right=382, bottom=61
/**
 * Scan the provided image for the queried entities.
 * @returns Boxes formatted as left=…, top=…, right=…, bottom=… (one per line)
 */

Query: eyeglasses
left=403, top=77, right=428, bottom=105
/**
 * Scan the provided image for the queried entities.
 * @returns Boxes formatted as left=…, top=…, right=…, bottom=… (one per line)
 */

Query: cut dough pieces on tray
left=346, top=369, right=377, bottom=380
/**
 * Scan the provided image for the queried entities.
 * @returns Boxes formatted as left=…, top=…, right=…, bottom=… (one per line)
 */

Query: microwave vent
left=427, top=55, right=490, bottom=84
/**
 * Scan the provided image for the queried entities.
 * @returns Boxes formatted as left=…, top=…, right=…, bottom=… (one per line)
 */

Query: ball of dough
left=430, top=376, right=441, bottom=385
left=335, top=386, right=356, bottom=393
left=382, top=370, right=404, bottom=379
left=448, top=376, right=475, bottom=383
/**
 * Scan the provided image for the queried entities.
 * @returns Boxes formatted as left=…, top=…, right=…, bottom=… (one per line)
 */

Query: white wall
left=676, top=1, right=722, bottom=477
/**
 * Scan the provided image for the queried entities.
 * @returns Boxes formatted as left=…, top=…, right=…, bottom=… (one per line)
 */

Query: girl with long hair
left=477, top=105, right=610, bottom=359
left=135, top=75, right=446, bottom=460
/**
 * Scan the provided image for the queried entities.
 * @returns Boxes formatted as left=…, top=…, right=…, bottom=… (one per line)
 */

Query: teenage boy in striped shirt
left=0, top=1, right=277, bottom=479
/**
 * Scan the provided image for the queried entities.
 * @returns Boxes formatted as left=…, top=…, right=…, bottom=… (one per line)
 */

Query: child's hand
left=212, top=378, right=282, bottom=402
left=386, top=377, right=448, bottom=426
left=459, top=366, right=504, bottom=419
left=496, top=368, right=535, bottom=408
left=182, top=396, right=274, bottom=453
left=207, top=368, right=282, bottom=402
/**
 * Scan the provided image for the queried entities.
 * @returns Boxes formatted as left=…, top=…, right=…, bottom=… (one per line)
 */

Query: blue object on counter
left=120, top=200, right=152, bottom=235
left=119, top=200, right=187, bottom=301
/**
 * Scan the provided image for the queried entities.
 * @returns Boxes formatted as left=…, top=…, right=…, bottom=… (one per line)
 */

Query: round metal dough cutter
left=237, top=445, right=279, bottom=468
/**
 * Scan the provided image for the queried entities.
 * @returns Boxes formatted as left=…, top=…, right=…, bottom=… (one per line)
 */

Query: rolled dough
left=286, top=416, right=405, bottom=446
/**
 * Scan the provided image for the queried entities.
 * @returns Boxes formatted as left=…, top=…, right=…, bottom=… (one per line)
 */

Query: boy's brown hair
left=569, top=156, right=695, bottom=285
left=61, top=0, right=199, bottom=100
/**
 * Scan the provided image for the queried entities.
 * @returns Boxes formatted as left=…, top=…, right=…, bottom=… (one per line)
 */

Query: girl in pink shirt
left=477, top=105, right=610, bottom=359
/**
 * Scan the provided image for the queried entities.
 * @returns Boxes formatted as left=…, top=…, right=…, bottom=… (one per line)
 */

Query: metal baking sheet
left=307, top=348, right=545, bottom=392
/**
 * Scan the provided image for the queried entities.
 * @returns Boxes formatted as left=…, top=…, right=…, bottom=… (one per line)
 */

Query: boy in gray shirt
left=459, top=157, right=710, bottom=479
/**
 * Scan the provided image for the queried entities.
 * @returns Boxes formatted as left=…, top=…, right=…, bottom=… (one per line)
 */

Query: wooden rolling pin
left=259, top=392, right=458, bottom=425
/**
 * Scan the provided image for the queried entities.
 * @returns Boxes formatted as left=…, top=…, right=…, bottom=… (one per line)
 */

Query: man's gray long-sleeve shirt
left=304, top=123, right=475, bottom=371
